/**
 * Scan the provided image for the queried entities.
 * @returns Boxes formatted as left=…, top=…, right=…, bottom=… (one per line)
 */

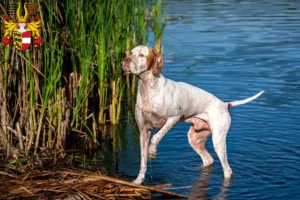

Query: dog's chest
left=137, top=91, right=168, bottom=129
left=141, top=99, right=167, bottom=125
left=142, top=110, right=167, bottom=129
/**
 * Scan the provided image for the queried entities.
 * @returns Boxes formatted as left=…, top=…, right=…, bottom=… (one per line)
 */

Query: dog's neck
left=138, top=70, right=162, bottom=97
left=138, top=70, right=161, bottom=82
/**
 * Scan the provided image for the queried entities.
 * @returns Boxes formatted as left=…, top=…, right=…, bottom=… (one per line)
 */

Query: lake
left=118, top=0, right=300, bottom=199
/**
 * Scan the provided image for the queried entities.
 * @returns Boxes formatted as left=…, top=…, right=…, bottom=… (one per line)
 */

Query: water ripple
left=119, top=0, right=300, bottom=199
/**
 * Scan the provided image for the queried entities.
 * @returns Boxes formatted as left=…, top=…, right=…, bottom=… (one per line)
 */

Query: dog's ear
left=151, top=49, right=164, bottom=75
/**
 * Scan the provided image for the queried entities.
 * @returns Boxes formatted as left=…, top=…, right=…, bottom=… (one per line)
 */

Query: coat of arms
left=2, top=2, right=42, bottom=51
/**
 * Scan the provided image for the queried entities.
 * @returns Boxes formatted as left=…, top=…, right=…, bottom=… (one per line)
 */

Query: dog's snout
left=124, top=57, right=131, bottom=63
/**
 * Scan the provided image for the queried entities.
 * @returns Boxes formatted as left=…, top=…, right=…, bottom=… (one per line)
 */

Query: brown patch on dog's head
left=146, top=47, right=164, bottom=75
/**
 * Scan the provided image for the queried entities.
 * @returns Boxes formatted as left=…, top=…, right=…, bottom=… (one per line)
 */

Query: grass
left=0, top=0, right=165, bottom=160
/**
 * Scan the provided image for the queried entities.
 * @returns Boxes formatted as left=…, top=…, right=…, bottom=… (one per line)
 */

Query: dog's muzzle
left=123, top=56, right=131, bottom=72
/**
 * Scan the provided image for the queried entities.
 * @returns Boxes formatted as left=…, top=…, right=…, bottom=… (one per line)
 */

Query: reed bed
left=0, top=0, right=165, bottom=160
left=0, top=168, right=188, bottom=199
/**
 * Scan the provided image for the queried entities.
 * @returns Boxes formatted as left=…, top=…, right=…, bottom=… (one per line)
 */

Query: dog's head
left=123, top=45, right=164, bottom=76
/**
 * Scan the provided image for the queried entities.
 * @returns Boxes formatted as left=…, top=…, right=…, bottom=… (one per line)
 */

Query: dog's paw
left=148, top=151, right=157, bottom=160
left=148, top=145, right=157, bottom=159
left=202, top=157, right=214, bottom=167
left=132, top=177, right=144, bottom=185
left=224, top=167, right=233, bottom=179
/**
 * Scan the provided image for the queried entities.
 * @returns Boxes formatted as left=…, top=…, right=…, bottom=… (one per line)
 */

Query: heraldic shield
left=13, top=31, right=32, bottom=51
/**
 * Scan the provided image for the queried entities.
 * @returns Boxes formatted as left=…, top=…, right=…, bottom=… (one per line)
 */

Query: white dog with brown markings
left=123, top=45, right=264, bottom=184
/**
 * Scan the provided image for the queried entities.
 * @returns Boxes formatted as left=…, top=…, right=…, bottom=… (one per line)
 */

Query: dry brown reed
left=0, top=169, right=188, bottom=199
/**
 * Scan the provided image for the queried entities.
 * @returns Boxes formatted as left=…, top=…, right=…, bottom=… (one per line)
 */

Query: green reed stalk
left=96, top=1, right=111, bottom=124
left=25, top=49, right=35, bottom=154
left=151, top=0, right=166, bottom=52
left=34, top=1, right=64, bottom=153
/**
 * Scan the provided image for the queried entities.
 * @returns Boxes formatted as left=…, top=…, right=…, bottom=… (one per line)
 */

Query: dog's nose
left=124, top=57, right=131, bottom=63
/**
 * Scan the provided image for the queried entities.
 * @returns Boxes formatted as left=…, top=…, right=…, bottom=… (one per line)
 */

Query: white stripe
left=22, top=38, right=31, bottom=44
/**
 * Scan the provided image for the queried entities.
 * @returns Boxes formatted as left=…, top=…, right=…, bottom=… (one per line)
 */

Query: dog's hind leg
left=209, top=106, right=232, bottom=179
left=187, top=126, right=213, bottom=166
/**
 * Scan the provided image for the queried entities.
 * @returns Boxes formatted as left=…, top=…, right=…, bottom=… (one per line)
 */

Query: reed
left=0, top=0, right=165, bottom=159
left=151, top=0, right=166, bottom=53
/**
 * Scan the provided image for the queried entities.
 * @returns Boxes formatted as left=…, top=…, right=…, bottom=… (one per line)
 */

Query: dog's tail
left=226, top=90, right=264, bottom=108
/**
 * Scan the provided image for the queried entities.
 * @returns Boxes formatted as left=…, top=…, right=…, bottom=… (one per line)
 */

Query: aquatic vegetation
left=0, top=0, right=165, bottom=158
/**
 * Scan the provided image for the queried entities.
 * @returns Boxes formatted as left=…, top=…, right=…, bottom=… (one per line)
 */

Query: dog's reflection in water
left=189, top=166, right=231, bottom=200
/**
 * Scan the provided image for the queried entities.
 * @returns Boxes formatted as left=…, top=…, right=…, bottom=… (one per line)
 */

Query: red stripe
left=22, top=43, right=31, bottom=50
left=22, top=31, right=32, bottom=37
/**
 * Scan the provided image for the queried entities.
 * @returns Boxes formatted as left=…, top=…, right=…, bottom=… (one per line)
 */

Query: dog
left=122, top=45, right=264, bottom=184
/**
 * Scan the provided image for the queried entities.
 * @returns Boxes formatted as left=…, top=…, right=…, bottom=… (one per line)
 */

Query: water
left=119, top=0, right=300, bottom=199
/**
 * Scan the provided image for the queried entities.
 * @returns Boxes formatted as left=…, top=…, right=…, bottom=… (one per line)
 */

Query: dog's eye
left=139, top=54, right=145, bottom=57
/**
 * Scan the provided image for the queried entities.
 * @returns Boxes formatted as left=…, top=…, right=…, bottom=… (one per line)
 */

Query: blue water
left=119, top=0, right=300, bottom=199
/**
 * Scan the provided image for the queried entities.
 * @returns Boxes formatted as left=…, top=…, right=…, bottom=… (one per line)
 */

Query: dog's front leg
left=133, top=128, right=150, bottom=184
left=148, top=116, right=180, bottom=159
